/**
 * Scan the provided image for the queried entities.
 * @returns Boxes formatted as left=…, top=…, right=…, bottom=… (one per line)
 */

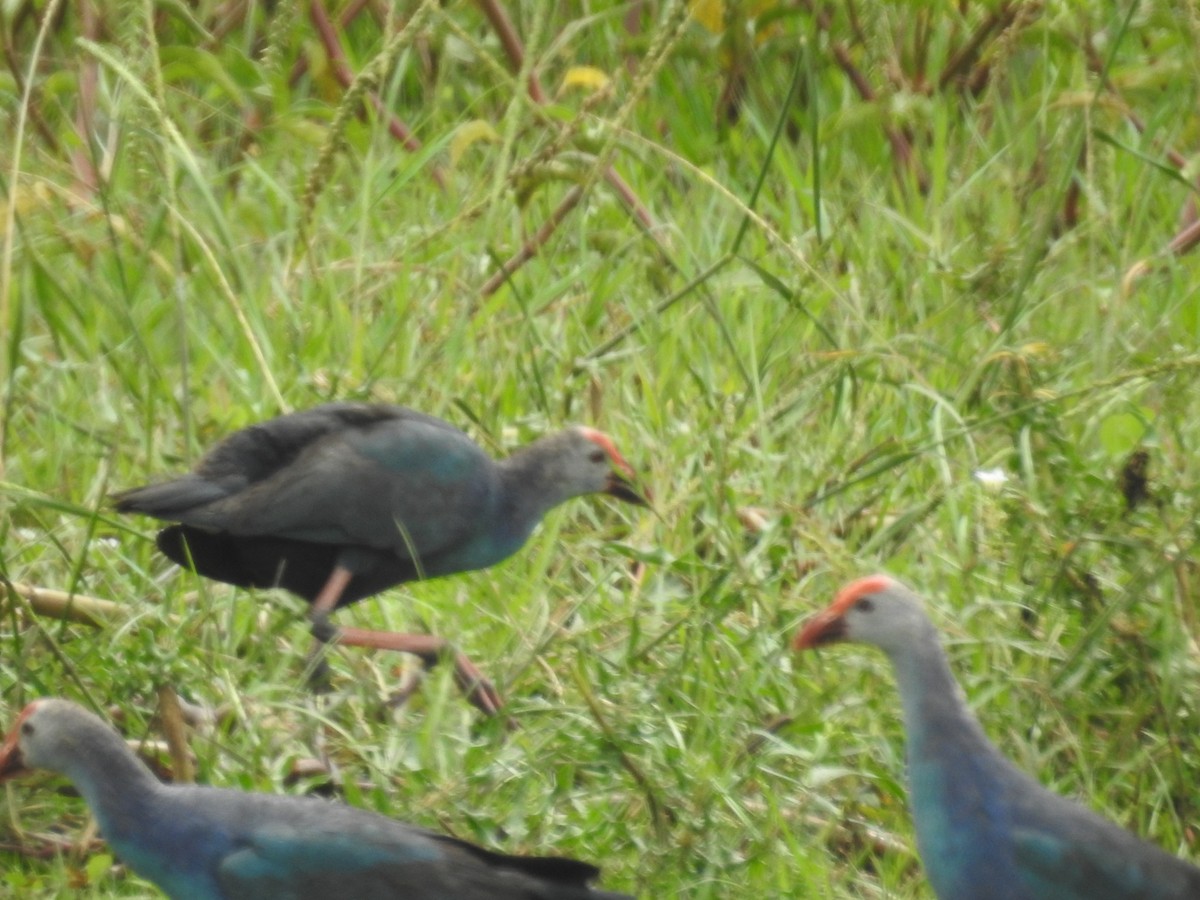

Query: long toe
left=301, top=639, right=336, bottom=693
left=332, top=626, right=505, bottom=716
left=384, top=669, right=427, bottom=710
left=453, top=654, right=504, bottom=716
left=306, top=660, right=335, bottom=694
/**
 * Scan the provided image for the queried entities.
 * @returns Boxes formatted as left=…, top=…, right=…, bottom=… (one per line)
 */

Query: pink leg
left=337, top=626, right=503, bottom=716
left=310, top=565, right=355, bottom=621
left=305, top=565, right=502, bottom=716
left=301, top=566, right=355, bottom=689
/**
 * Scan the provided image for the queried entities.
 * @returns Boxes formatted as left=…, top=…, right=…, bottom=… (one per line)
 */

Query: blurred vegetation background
left=2, top=1, right=1200, bottom=896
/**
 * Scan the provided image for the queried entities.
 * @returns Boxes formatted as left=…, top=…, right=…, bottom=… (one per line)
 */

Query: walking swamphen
left=793, top=574, right=1200, bottom=899
left=114, top=403, right=647, bottom=715
left=0, top=699, right=633, bottom=899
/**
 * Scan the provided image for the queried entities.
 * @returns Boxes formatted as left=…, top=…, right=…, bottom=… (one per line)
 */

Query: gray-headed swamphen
left=0, top=699, right=633, bottom=899
left=114, top=403, right=647, bottom=715
left=793, top=574, right=1200, bottom=900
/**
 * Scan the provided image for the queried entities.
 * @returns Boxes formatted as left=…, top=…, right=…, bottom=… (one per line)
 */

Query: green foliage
left=3, top=1, right=1200, bottom=897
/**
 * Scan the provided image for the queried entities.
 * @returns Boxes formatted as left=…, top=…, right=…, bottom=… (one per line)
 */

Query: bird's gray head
left=793, top=574, right=933, bottom=658
left=530, top=426, right=648, bottom=506
left=0, top=699, right=98, bottom=780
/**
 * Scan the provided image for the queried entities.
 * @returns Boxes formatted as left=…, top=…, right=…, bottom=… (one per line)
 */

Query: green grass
left=3, top=1, right=1200, bottom=897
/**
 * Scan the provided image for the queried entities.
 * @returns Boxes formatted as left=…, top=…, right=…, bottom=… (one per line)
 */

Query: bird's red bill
left=793, top=574, right=895, bottom=650
left=579, top=427, right=650, bottom=504
left=793, top=609, right=845, bottom=650
left=0, top=702, right=38, bottom=781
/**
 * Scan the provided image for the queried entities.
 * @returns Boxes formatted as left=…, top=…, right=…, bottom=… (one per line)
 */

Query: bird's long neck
left=882, top=618, right=1032, bottom=898
left=888, top=627, right=993, bottom=766
left=497, top=435, right=584, bottom=533
left=59, top=725, right=165, bottom=850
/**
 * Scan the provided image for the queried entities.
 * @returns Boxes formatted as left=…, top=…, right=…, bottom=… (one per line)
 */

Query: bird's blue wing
left=216, top=823, right=447, bottom=900
left=1013, top=825, right=1200, bottom=900
left=178, top=408, right=495, bottom=559
left=215, top=822, right=621, bottom=900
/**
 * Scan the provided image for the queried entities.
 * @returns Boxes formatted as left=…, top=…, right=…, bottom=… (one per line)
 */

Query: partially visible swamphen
left=793, top=574, right=1200, bottom=899
left=0, top=699, right=633, bottom=899
left=114, top=403, right=648, bottom=715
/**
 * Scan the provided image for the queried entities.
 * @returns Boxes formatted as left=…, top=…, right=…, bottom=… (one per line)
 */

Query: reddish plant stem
left=811, top=2, right=927, bottom=191
left=480, top=186, right=585, bottom=296
left=289, top=0, right=374, bottom=85
left=1082, top=36, right=1198, bottom=250
left=474, top=0, right=659, bottom=272
left=939, top=3, right=1014, bottom=93
left=1, top=19, right=61, bottom=150
left=1061, top=141, right=1086, bottom=232
left=1167, top=218, right=1200, bottom=257
left=1084, top=41, right=1187, bottom=169
left=308, top=1, right=444, bottom=186
left=476, top=0, right=547, bottom=103
left=71, top=0, right=101, bottom=198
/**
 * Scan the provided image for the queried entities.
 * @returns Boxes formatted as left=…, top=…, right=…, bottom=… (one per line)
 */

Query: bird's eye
left=21, top=722, right=34, bottom=736
left=589, top=450, right=605, bottom=464
left=855, top=597, right=874, bottom=613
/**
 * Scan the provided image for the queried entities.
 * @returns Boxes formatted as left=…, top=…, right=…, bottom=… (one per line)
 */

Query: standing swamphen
left=0, top=699, right=633, bottom=899
left=114, top=403, right=647, bottom=715
left=793, top=574, right=1200, bottom=899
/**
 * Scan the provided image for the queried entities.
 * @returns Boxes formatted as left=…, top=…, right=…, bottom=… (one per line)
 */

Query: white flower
left=973, top=467, right=1009, bottom=488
